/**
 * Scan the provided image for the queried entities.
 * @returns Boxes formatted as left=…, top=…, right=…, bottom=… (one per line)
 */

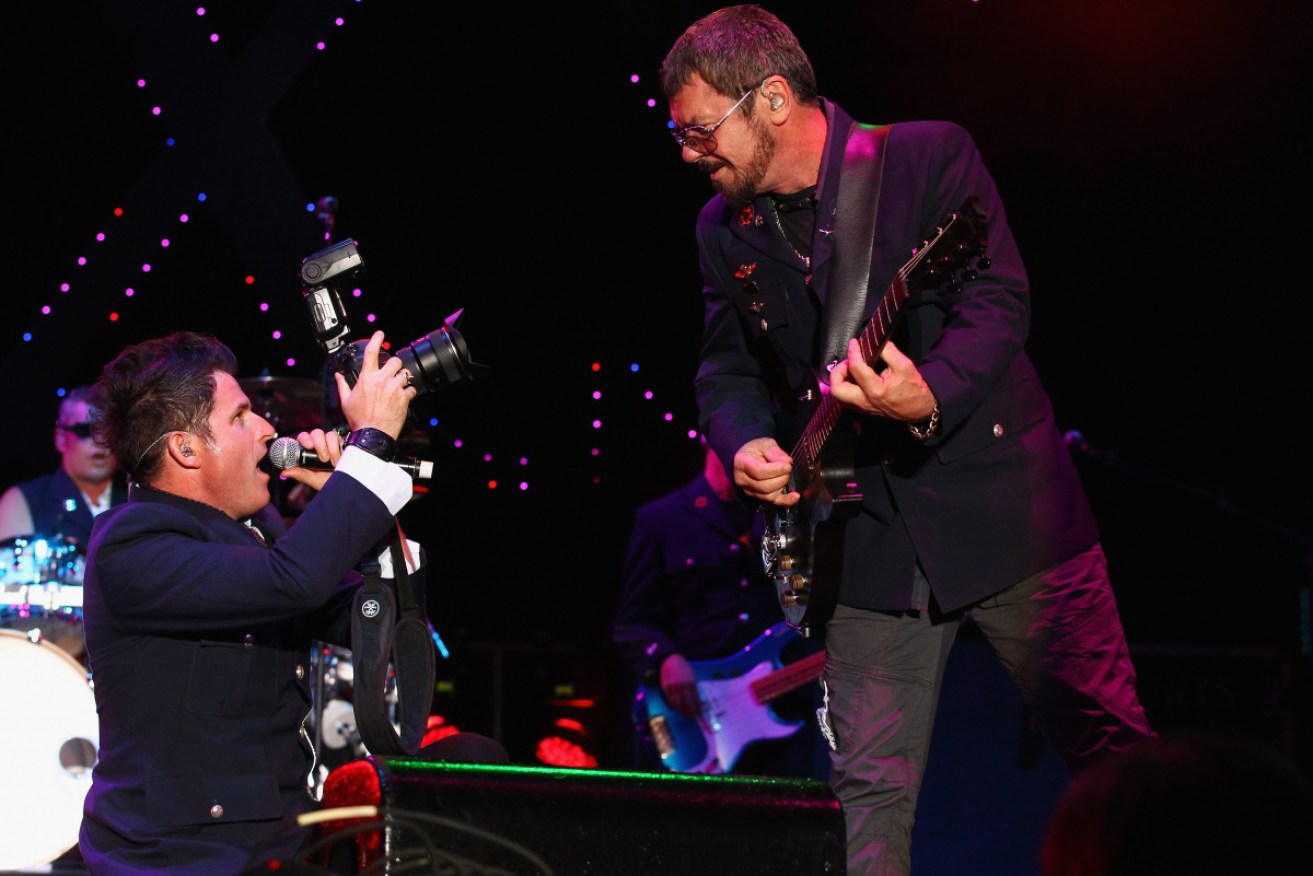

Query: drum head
left=0, top=629, right=98, bottom=869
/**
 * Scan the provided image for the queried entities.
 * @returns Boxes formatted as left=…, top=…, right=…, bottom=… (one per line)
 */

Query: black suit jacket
left=693, top=100, right=1099, bottom=613
left=612, top=473, right=775, bottom=679
left=78, top=470, right=397, bottom=875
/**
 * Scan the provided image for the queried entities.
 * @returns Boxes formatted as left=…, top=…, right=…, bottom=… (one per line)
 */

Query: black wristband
left=346, top=428, right=397, bottom=462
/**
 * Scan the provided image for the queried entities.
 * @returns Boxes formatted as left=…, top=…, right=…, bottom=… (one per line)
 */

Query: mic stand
left=1067, top=431, right=1312, bottom=653
left=1067, top=431, right=1313, bottom=762
left=308, top=641, right=329, bottom=802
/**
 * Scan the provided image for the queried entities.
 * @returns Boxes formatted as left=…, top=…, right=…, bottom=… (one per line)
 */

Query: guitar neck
left=790, top=273, right=910, bottom=466
left=750, top=650, right=827, bottom=705
left=854, top=274, right=910, bottom=370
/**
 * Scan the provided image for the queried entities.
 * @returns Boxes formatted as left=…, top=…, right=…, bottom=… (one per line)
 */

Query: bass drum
left=0, top=629, right=98, bottom=870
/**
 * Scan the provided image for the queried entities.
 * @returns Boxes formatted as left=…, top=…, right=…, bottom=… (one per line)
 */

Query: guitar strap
left=350, top=520, right=435, bottom=756
left=818, top=122, right=891, bottom=369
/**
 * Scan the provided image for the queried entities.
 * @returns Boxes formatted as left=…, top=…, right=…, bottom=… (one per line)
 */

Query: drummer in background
left=0, top=384, right=125, bottom=544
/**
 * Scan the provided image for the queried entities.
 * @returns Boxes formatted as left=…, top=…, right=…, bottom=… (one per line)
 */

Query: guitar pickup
left=647, top=715, right=675, bottom=760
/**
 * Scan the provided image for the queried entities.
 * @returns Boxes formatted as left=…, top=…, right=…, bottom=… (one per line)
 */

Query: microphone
left=268, top=435, right=434, bottom=480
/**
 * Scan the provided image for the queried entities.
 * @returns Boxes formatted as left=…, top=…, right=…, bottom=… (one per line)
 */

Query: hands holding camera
left=335, top=330, right=417, bottom=439
left=279, top=331, right=415, bottom=491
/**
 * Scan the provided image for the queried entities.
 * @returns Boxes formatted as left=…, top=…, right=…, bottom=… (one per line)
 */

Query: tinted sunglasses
left=57, top=422, right=95, bottom=440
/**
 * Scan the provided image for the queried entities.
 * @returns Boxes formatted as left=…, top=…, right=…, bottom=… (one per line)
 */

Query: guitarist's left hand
left=829, top=338, right=937, bottom=422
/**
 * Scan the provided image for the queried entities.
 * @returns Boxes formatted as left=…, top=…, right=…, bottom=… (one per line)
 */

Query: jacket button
left=243, top=634, right=254, bottom=649
left=210, top=804, right=224, bottom=819
left=992, top=423, right=1005, bottom=438
left=295, top=664, right=305, bottom=680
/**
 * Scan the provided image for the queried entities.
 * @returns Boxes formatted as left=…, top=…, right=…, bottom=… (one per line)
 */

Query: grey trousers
left=821, top=544, right=1155, bottom=876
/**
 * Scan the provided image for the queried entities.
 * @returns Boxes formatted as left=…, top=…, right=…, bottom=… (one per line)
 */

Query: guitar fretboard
left=789, top=223, right=941, bottom=471
left=750, top=649, right=827, bottom=705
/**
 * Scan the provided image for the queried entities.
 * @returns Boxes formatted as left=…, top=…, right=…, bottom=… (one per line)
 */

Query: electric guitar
left=761, top=197, right=990, bottom=635
left=632, top=622, right=826, bottom=774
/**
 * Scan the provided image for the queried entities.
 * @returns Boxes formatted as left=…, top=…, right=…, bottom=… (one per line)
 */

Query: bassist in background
left=612, top=439, right=829, bottom=779
left=660, top=6, right=1155, bottom=875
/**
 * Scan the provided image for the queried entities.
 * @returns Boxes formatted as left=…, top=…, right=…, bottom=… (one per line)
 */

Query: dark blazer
left=78, top=471, right=396, bottom=875
left=612, top=473, right=775, bottom=679
left=693, top=99, right=1099, bottom=613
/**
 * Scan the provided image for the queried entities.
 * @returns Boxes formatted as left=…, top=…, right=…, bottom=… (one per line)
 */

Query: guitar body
left=633, top=623, right=821, bottom=774
left=761, top=379, right=863, bottom=635
left=760, top=197, right=990, bottom=636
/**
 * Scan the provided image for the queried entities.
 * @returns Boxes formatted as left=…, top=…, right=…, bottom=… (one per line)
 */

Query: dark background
left=5, top=0, right=1310, bottom=789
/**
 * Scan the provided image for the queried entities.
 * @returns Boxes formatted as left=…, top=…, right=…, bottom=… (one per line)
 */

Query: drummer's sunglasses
left=57, top=422, right=95, bottom=439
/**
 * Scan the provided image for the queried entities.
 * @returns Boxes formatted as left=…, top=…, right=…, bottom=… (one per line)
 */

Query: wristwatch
left=345, top=428, right=397, bottom=462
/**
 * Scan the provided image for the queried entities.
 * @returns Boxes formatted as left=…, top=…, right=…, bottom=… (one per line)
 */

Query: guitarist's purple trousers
left=820, top=544, right=1154, bottom=876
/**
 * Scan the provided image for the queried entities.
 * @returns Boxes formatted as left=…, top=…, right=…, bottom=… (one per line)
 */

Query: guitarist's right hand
left=734, top=438, right=801, bottom=507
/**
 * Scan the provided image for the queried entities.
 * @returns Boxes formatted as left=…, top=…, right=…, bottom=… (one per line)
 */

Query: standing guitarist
left=661, top=6, right=1155, bottom=875
left=612, top=439, right=829, bottom=779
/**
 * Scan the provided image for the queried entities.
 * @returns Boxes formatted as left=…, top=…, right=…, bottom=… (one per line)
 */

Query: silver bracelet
left=907, top=403, right=941, bottom=441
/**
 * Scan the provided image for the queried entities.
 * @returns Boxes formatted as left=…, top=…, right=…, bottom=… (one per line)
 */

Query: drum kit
left=307, top=642, right=401, bottom=800
left=0, top=536, right=393, bottom=867
left=1, top=533, right=88, bottom=655
left=0, top=534, right=97, bottom=870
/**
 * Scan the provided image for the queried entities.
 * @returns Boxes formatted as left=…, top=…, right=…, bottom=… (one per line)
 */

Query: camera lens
left=396, top=323, right=474, bottom=397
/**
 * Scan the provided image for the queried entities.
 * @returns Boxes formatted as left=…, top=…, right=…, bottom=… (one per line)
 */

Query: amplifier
left=312, top=756, right=846, bottom=875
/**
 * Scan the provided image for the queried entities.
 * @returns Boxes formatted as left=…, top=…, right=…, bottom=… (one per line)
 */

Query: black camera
left=300, top=239, right=485, bottom=396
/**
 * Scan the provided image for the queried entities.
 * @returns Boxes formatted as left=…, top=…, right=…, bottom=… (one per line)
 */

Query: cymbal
left=239, top=375, right=326, bottom=433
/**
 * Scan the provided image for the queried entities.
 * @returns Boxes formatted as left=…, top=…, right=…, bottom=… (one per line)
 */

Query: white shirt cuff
left=378, top=538, right=424, bottom=576
left=334, top=445, right=412, bottom=515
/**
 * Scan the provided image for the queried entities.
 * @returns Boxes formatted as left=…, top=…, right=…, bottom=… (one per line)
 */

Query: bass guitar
left=761, top=197, right=990, bottom=636
left=633, top=622, right=826, bottom=774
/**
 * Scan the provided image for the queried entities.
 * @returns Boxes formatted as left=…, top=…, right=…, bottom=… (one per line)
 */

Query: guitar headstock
left=907, top=196, right=991, bottom=294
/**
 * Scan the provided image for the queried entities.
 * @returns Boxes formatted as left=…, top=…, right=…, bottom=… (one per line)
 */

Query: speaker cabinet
left=316, top=756, right=846, bottom=875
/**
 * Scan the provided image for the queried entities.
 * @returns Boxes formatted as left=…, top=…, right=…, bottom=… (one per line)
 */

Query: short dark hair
left=659, top=4, right=818, bottom=110
left=57, top=384, right=96, bottom=424
left=91, top=332, right=238, bottom=484
left=1040, top=732, right=1313, bottom=875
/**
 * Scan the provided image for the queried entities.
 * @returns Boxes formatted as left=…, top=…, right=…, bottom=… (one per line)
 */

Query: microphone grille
left=268, top=436, right=302, bottom=470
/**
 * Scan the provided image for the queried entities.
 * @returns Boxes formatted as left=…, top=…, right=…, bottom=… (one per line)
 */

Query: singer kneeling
left=78, top=329, right=421, bottom=875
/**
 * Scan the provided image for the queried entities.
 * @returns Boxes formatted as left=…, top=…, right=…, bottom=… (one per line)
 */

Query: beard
left=698, top=113, right=776, bottom=209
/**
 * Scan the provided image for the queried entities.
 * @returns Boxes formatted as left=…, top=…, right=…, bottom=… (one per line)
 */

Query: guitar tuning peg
left=962, top=268, right=978, bottom=281
left=977, top=255, right=992, bottom=270
left=949, top=280, right=964, bottom=294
